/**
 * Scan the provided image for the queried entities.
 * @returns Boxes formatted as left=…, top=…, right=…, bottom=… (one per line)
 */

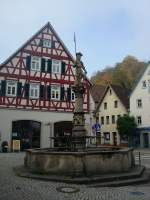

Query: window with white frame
left=43, top=39, right=51, bottom=48
left=137, top=116, right=142, bottom=125
left=52, top=60, right=61, bottom=74
left=51, top=85, right=60, bottom=100
left=6, top=81, right=17, bottom=96
left=71, top=90, right=75, bottom=101
left=29, top=84, right=39, bottom=99
left=31, top=56, right=41, bottom=71
left=136, top=99, right=142, bottom=108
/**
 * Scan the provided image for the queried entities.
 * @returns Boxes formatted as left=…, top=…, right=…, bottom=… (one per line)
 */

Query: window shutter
left=60, top=87, right=65, bottom=101
left=47, top=59, right=52, bottom=73
left=40, top=85, right=44, bottom=99
left=52, top=41, right=55, bottom=48
left=47, top=85, right=51, bottom=99
left=1, top=80, right=6, bottom=96
left=39, top=39, right=43, bottom=46
left=17, top=82, right=22, bottom=97
left=24, top=83, right=29, bottom=98
left=67, top=88, right=71, bottom=101
left=61, top=62, right=66, bottom=75
left=26, top=56, right=31, bottom=70
left=41, top=58, right=46, bottom=72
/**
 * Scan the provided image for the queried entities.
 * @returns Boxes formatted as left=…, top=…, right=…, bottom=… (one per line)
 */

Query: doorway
left=143, top=133, right=149, bottom=148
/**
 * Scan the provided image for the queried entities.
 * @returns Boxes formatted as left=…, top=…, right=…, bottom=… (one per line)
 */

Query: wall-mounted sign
left=12, top=140, right=20, bottom=151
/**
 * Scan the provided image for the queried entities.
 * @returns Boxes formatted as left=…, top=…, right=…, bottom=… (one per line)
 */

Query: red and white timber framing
left=0, top=22, right=90, bottom=112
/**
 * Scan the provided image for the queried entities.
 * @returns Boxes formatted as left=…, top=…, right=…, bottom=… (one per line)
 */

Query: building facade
left=0, top=22, right=91, bottom=151
left=96, top=84, right=129, bottom=145
left=130, top=63, right=150, bottom=148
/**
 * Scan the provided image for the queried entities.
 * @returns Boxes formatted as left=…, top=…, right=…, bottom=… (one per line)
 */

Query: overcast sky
left=0, top=0, right=150, bottom=77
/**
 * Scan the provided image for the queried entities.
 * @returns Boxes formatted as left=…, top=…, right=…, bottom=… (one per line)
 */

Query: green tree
left=117, top=115, right=137, bottom=146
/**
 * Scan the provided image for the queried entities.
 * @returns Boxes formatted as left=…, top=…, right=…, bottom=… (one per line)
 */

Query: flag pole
left=74, top=32, right=77, bottom=56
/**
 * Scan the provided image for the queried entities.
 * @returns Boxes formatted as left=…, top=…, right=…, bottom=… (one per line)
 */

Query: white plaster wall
left=0, top=108, right=91, bottom=151
left=130, top=65, right=150, bottom=127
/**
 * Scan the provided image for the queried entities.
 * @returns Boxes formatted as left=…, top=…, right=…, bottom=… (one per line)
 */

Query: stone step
left=88, top=168, right=150, bottom=187
left=15, top=165, right=149, bottom=186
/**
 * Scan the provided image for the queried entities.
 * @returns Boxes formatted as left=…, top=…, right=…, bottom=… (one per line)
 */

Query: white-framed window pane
left=43, top=39, right=51, bottom=48
left=12, top=87, right=16, bottom=95
left=71, top=90, right=75, bottom=101
left=142, top=80, right=146, bottom=88
left=31, top=56, right=41, bottom=71
left=6, top=81, right=17, bottom=96
left=137, top=116, right=142, bottom=125
left=51, top=85, right=60, bottom=100
left=52, top=60, right=61, bottom=74
left=7, top=86, right=11, bottom=94
left=29, top=84, right=39, bottom=99
left=137, top=99, right=142, bottom=108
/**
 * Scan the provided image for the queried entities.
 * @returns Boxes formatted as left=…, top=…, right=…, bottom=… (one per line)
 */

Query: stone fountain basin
left=24, top=147, right=135, bottom=176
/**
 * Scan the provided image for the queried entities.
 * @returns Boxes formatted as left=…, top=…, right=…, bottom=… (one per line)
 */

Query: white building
left=130, top=63, right=150, bottom=148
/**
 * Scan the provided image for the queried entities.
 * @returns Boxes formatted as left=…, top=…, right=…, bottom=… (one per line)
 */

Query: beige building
left=95, top=84, right=129, bottom=145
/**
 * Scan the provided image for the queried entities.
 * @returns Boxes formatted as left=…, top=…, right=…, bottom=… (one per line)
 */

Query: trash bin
left=1, top=141, right=8, bottom=152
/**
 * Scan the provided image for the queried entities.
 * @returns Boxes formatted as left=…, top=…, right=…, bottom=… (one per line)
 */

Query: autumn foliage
left=91, top=55, right=146, bottom=90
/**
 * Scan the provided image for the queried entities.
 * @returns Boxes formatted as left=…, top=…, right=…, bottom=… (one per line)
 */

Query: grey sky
left=0, top=0, right=150, bottom=76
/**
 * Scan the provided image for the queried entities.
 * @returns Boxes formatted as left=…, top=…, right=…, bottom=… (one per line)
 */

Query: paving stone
left=0, top=152, right=150, bottom=199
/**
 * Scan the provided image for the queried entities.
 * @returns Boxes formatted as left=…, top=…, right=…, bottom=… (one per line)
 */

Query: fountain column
left=72, top=52, right=87, bottom=148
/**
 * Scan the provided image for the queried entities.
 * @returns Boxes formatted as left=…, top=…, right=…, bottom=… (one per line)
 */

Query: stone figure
left=73, top=52, right=87, bottom=87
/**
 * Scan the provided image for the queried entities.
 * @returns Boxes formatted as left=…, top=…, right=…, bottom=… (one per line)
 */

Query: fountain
left=22, top=53, right=148, bottom=186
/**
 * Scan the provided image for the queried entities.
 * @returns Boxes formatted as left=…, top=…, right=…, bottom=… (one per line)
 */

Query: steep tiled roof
left=90, top=85, right=105, bottom=103
left=96, top=84, right=129, bottom=112
left=130, top=63, right=149, bottom=96
left=111, top=84, right=129, bottom=109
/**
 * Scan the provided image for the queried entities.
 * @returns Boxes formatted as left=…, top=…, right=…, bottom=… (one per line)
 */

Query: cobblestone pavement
left=1, top=152, right=150, bottom=200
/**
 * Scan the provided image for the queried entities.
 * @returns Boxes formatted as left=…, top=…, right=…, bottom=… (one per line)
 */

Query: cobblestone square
left=0, top=151, right=150, bottom=200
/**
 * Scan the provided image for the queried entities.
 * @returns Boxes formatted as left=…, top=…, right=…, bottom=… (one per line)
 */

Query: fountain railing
left=50, top=135, right=112, bottom=151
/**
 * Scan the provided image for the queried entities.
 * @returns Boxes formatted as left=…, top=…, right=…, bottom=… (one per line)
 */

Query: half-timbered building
left=0, top=22, right=91, bottom=151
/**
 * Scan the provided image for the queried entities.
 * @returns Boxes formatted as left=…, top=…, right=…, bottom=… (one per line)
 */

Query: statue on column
left=72, top=52, right=87, bottom=148
left=73, top=52, right=87, bottom=87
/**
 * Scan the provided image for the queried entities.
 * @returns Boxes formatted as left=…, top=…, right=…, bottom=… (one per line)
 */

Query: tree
left=117, top=115, right=137, bottom=146
left=90, top=55, right=146, bottom=90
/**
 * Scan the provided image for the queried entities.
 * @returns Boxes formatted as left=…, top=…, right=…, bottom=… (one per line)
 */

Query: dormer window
left=43, top=39, right=52, bottom=48
left=6, top=81, right=17, bottom=97
left=31, top=56, right=41, bottom=71
left=52, top=60, right=61, bottom=74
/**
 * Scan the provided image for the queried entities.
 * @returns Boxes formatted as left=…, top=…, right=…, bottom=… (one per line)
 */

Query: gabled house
left=0, top=22, right=91, bottom=151
left=130, top=63, right=150, bottom=148
left=96, top=84, right=129, bottom=145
